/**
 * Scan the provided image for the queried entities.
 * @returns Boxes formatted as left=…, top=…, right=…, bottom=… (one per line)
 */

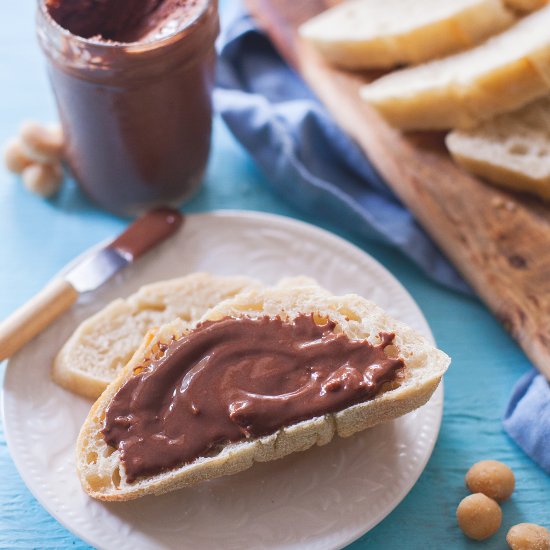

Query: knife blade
left=65, top=207, right=183, bottom=292
left=0, top=208, right=183, bottom=360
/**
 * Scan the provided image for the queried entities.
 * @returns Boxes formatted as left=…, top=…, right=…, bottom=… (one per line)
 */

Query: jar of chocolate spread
left=37, top=0, right=219, bottom=216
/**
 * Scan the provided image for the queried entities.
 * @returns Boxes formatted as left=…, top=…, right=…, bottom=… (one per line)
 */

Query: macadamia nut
left=457, top=493, right=502, bottom=541
left=22, top=163, right=63, bottom=198
left=3, top=138, right=33, bottom=174
left=20, top=121, right=64, bottom=163
left=48, top=124, right=64, bottom=142
left=466, top=460, right=515, bottom=502
left=507, top=523, right=550, bottom=550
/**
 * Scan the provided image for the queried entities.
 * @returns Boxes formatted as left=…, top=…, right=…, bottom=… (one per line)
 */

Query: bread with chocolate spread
left=53, top=273, right=261, bottom=399
left=77, top=284, right=450, bottom=501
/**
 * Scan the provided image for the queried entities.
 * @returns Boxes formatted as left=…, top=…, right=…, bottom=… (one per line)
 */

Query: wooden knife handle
left=0, top=278, right=79, bottom=361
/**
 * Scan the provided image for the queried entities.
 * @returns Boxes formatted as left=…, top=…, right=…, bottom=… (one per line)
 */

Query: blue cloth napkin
left=214, top=1, right=549, bottom=474
left=504, top=371, right=550, bottom=473
left=214, top=2, right=469, bottom=295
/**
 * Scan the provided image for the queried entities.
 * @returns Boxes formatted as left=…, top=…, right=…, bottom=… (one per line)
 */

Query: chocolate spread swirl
left=102, top=315, right=404, bottom=483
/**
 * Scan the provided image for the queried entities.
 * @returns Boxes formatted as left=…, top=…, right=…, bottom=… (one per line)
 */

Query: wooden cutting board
left=245, top=0, right=550, bottom=379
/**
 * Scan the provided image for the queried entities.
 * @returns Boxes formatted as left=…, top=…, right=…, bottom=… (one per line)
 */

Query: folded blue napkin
left=504, top=371, right=550, bottom=473
left=214, top=1, right=549, bottom=474
left=214, top=2, right=469, bottom=295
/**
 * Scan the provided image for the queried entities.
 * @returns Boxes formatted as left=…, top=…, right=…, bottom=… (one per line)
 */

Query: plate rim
left=2, top=209, right=444, bottom=550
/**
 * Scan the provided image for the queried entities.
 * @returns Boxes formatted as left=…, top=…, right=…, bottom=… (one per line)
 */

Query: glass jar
left=37, top=1, right=219, bottom=217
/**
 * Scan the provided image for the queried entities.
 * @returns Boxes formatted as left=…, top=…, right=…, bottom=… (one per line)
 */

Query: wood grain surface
left=245, top=0, right=550, bottom=379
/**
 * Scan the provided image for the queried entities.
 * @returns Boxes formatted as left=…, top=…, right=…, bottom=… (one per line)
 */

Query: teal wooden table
left=0, top=3, right=548, bottom=549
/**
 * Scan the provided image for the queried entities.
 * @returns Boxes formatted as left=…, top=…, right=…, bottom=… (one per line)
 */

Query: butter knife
left=0, top=208, right=183, bottom=361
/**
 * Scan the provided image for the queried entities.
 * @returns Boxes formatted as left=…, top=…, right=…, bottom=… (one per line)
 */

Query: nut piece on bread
left=53, top=273, right=260, bottom=399
left=446, top=96, right=550, bottom=200
left=360, top=6, right=550, bottom=130
left=300, top=0, right=515, bottom=70
left=76, top=285, right=450, bottom=501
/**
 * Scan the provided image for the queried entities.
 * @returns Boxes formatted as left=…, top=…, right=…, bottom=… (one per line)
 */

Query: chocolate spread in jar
left=102, top=315, right=404, bottom=483
left=46, top=0, right=201, bottom=43
left=37, top=0, right=219, bottom=216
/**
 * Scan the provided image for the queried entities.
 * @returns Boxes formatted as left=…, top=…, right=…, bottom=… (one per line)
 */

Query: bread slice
left=360, top=6, right=550, bottom=130
left=504, top=0, right=549, bottom=12
left=299, top=0, right=515, bottom=70
left=446, top=96, right=550, bottom=200
left=77, top=285, right=450, bottom=501
left=52, top=273, right=260, bottom=399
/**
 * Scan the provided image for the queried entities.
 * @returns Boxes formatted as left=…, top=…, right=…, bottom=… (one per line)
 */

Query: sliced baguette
left=299, top=0, right=515, bottom=70
left=77, top=285, right=450, bottom=501
left=53, top=273, right=260, bottom=399
left=360, top=6, right=550, bottom=130
left=446, top=96, right=550, bottom=200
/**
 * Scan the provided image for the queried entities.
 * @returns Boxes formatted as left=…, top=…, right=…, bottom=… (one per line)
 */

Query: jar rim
left=37, top=0, right=213, bottom=53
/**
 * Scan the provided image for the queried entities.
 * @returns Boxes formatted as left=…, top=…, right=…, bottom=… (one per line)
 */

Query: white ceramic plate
left=3, top=211, right=443, bottom=550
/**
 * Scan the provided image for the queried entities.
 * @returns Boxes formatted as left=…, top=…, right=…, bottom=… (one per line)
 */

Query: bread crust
left=52, top=273, right=260, bottom=399
left=360, top=6, right=550, bottom=130
left=504, top=0, right=549, bottom=12
left=300, top=0, right=515, bottom=70
left=76, top=285, right=450, bottom=501
left=446, top=96, right=550, bottom=200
